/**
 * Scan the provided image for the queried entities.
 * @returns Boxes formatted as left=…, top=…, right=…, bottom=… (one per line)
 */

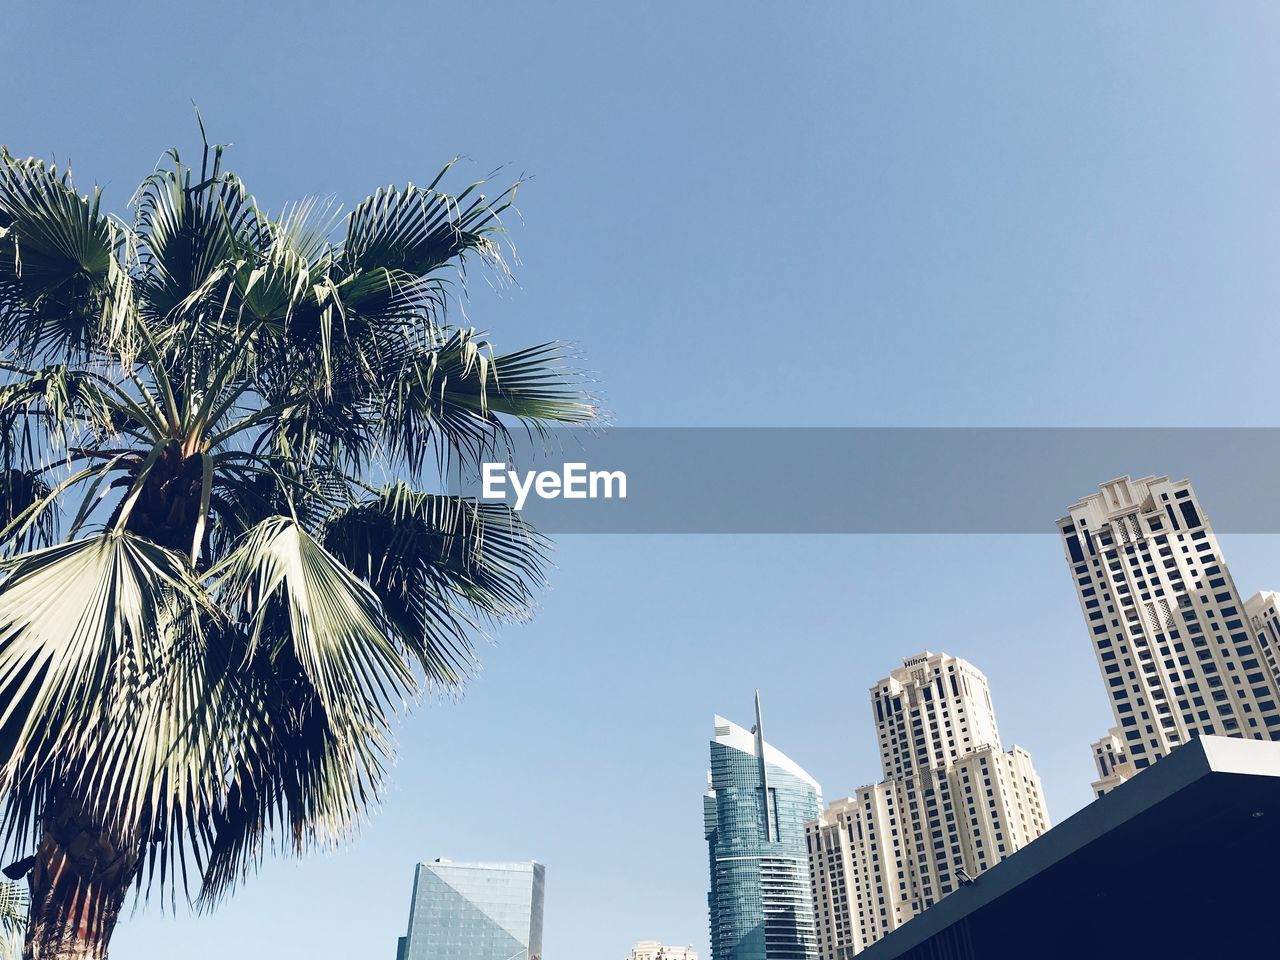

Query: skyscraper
left=1246, top=590, right=1280, bottom=693
left=627, top=942, right=699, bottom=960
left=395, top=860, right=545, bottom=960
left=1059, top=476, right=1280, bottom=796
left=806, top=652, right=1049, bottom=958
left=705, top=694, right=823, bottom=960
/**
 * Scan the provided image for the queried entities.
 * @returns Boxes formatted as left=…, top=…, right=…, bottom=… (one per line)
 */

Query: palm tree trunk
left=21, top=805, right=138, bottom=960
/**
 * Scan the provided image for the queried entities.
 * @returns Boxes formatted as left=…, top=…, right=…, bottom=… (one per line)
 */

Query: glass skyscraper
left=704, top=694, right=822, bottom=960
left=395, top=859, right=545, bottom=960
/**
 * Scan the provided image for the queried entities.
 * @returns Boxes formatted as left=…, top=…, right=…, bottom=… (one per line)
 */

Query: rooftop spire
left=755, top=690, right=773, bottom=841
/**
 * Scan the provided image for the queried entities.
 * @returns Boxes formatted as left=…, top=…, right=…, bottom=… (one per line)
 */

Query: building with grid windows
left=394, top=859, right=545, bottom=960
left=1088, top=727, right=1130, bottom=795
left=705, top=695, right=823, bottom=960
left=627, top=942, right=698, bottom=960
left=1059, top=476, right=1280, bottom=797
left=805, top=653, right=1049, bottom=959
left=1246, top=590, right=1280, bottom=694
left=850, top=735, right=1280, bottom=960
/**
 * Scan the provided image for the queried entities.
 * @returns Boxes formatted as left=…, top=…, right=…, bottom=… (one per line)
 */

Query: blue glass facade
left=705, top=702, right=822, bottom=960
left=395, top=860, right=545, bottom=960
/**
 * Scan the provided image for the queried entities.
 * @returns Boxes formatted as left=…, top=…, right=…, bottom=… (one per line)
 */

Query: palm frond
left=0, top=880, right=26, bottom=960
left=377, top=329, right=595, bottom=474
left=0, top=468, right=55, bottom=554
left=210, top=516, right=411, bottom=726
left=189, top=643, right=382, bottom=904
left=341, top=166, right=514, bottom=282
left=0, top=364, right=152, bottom=469
left=0, top=533, right=209, bottom=850
left=323, top=482, right=550, bottom=686
left=0, top=133, right=581, bottom=918
left=133, top=144, right=260, bottom=322
left=0, top=150, right=135, bottom=362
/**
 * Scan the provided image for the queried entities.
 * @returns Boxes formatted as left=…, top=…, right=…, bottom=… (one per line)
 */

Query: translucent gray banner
left=453, top=428, right=1280, bottom=533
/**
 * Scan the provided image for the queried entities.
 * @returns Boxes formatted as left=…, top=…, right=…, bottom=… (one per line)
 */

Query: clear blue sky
left=4, top=2, right=1280, bottom=958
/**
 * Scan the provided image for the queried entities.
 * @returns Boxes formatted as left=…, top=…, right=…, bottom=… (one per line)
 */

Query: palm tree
left=0, top=882, right=26, bottom=960
left=0, top=128, right=593, bottom=959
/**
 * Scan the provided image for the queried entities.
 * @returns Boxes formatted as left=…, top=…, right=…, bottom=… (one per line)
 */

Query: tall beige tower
left=872, top=652, right=1003, bottom=780
left=1059, top=476, right=1280, bottom=797
left=1246, top=591, right=1280, bottom=695
left=806, top=652, right=1049, bottom=959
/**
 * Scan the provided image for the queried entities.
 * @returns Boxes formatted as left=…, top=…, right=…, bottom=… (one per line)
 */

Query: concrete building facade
left=851, top=736, right=1280, bottom=960
left=1059, top=476, right=1280, bottom=796
left=1246, top=590, right=1280, bottom=695
left=628, top=942, right=699, bottom=960
left=806, top=653, right=1049, bottom=958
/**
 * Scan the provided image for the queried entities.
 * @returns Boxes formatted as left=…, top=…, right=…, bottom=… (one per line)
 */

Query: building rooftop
left=712, top=714, right=821, bottom=793
left=856, top=735, right=1280, bottom=959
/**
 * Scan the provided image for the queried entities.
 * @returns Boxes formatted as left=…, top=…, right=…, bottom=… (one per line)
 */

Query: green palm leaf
left=0, top=130, right=594, bottom=953
left=0, top=881, right=26, bottom=960
left=376, top=329, right=595, bottom=473
left=210, top=516, right=411, bottom=726
left=0, top=534, right=207, bottom=787
left=133, top=145, right=260, bottom=321
left=0, top=150, right=135, bottom=361
left=323, top=482, right=550, bottom=686
left=340, top=166, right=513, bottom=282
left=0, top=469, right=55, bottom=554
